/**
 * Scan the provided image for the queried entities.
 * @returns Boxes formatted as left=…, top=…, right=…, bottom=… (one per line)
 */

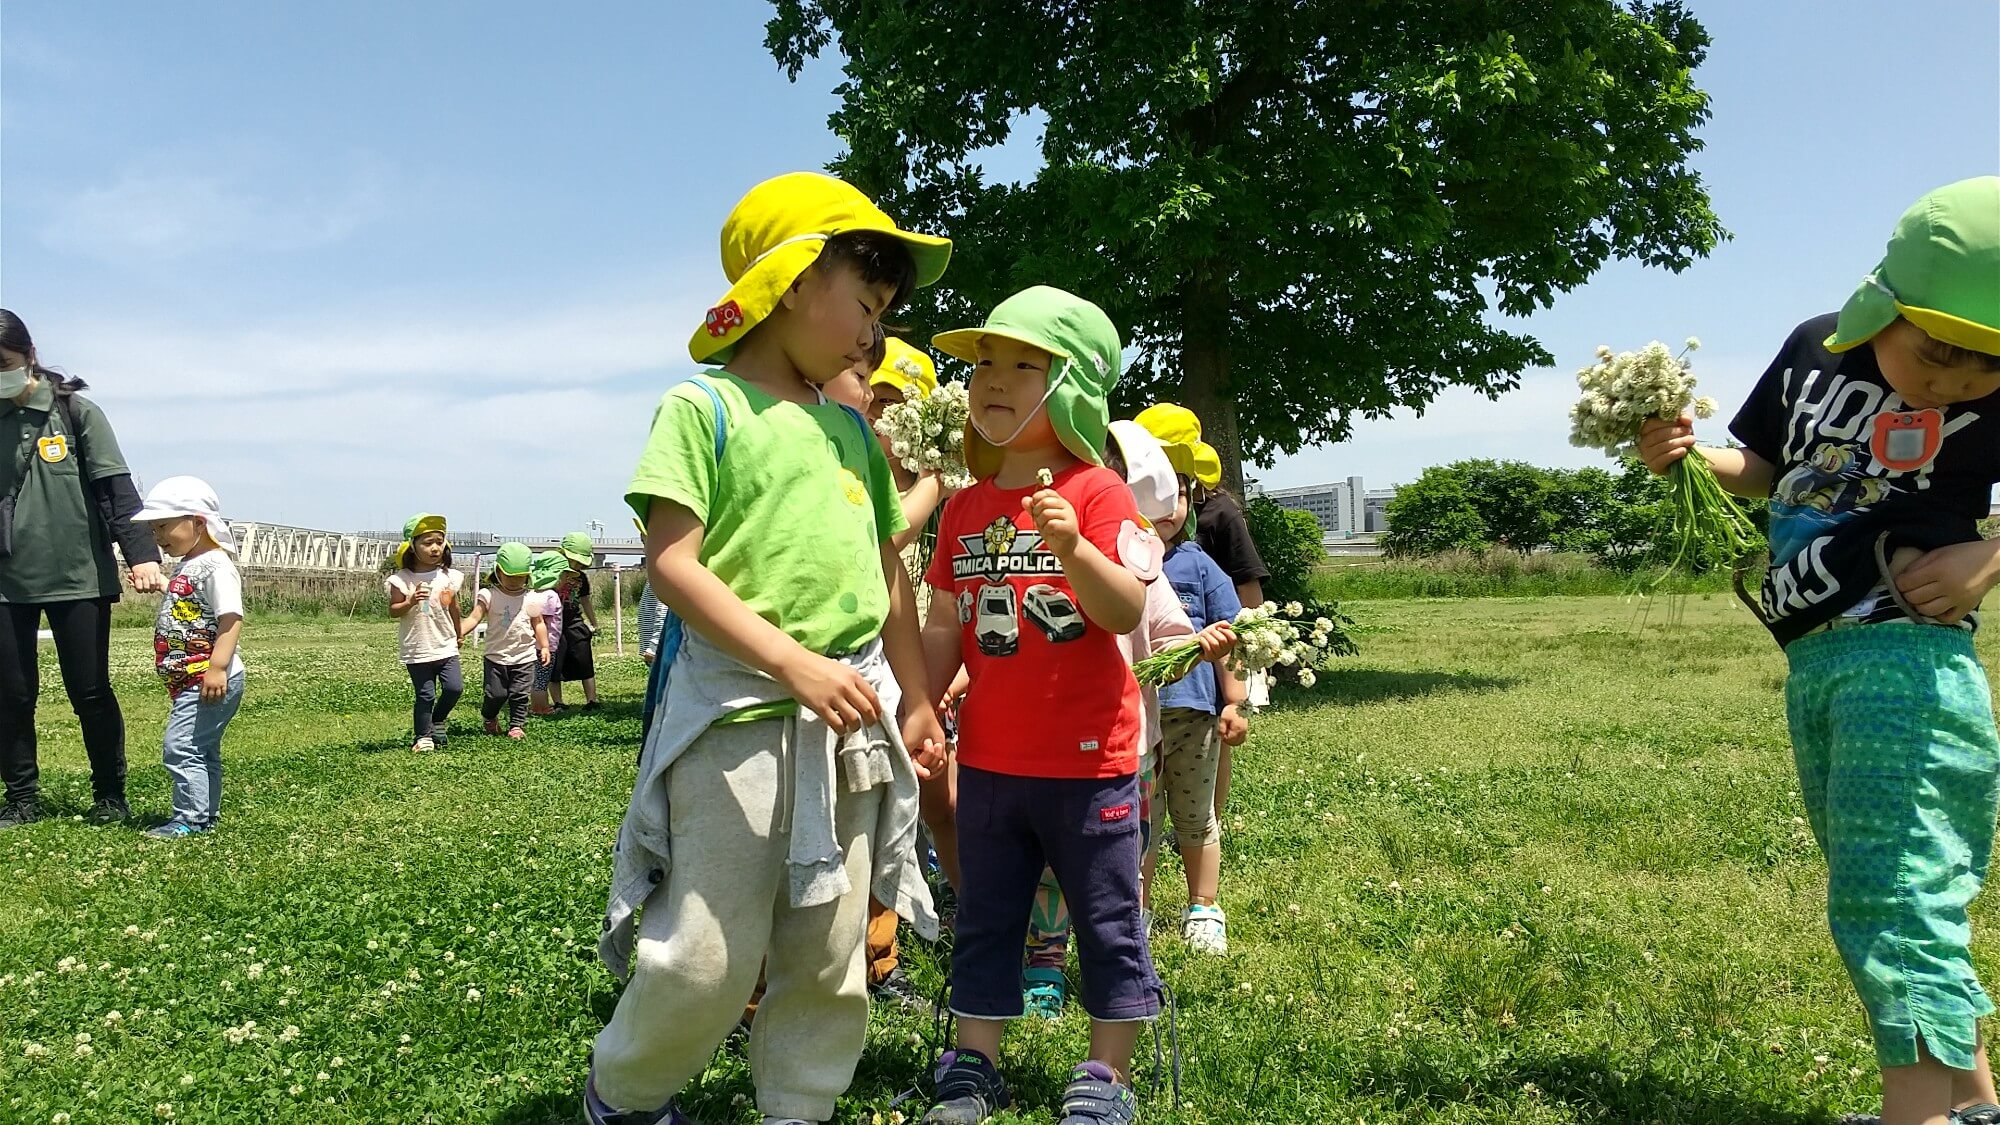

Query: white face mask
left=968, top=357, right=1072, bottom=449
left=0, top=366, right=29, bottom=399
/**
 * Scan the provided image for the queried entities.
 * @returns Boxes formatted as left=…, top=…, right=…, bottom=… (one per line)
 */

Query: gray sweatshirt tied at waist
left=599, top=627, right=938, bottom=980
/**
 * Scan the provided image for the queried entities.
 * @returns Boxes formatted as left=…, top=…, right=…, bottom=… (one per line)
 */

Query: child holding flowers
left=1639, top=177, right=2000, bottom=1125
left=920, top=285, right=1157, bottom=1124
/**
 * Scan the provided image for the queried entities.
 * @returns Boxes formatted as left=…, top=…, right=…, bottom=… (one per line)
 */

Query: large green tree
left=766, top=0, right=1725, bottom=491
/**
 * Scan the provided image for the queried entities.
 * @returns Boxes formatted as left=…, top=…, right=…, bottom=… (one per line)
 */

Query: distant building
left=1253, top=475, right=1398, bottom=540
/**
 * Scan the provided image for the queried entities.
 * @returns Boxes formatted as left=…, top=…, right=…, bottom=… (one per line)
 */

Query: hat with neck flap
left=1825, top=175, right=2000, bottom=357
left=933, top=285, right=1122, bottom=482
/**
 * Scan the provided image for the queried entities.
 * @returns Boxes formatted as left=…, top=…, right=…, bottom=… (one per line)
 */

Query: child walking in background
left=920, top=286, right=1158, bottom=1124
left=458, top=543, right=548, bottom=742
left=385, top=513, right=463, bottom=752
left=1152, top=471, right=1248, bottom=955
left=133, top=477, right=245, bottom=839
left=529, top=551, right=568, bottom=715
left=1639, top=177, right=2000, bottom=1125
left=553, top=531, right=601, bottom=710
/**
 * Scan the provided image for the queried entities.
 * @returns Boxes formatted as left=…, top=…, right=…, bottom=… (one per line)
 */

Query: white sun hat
left=131, top=475, right=237, bottom=555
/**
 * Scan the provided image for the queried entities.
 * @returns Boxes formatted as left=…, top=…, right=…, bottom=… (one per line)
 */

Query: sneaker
left=0, top=798, right=43, bottom=829
left=1183, top=904, right=1227, bottom=955
left=871, top=966, right=930, bottom=1013
left=143, top=820, right=207, bottom=840
left=1957, top=1106, right=2000, bottom=1125
left=922, top=1049, right=1011, bottom=1124
left=581, top=1073, right=692, bottom=1125
left=432, top=725, right=449, bottom=750
left=485, top=719, right=501, bottom=736
left=584, top=700, right=602, bottom=712
left=1057, top=1061, right=1139, bottom=1125
left=508, top=727, right=527, bottom=741
left=88, top=797, right=131, bottom=825
left=1023, top=966, right=1066, bottom=1019
left=412, top=737, right=436, bottom=753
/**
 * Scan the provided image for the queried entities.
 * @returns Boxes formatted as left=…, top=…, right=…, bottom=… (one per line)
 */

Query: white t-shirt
left=155, top=551, right=246, bottom=696
left=477, top=587, right=544, bottom=666
left=386, top=567, right=464, bottom=663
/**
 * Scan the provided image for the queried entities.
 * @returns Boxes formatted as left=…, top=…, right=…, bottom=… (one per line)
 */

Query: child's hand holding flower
left=1193, top=621, right=1236, bottom=661
left=1025, top=487, right=1080, bottom=558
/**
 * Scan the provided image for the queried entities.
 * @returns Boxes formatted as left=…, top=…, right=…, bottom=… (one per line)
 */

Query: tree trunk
left=1178, top=267, right=1246, bottom=496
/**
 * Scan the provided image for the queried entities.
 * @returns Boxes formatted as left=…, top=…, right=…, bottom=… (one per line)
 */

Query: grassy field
left=3, top=593, right=1994, bottom=1123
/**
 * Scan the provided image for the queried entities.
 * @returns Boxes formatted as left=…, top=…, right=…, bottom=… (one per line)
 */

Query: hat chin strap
left=969, top=358, right=1073, bottom=449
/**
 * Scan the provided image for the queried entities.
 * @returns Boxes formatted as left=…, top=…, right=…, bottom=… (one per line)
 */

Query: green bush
left=1246, top=496, right=1327, bottom=604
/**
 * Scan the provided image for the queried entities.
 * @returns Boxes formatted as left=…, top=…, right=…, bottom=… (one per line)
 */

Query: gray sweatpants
left=592, top=718, right=882, bottom=1121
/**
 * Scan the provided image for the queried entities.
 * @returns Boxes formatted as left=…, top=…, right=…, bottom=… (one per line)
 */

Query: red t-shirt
left=926, top=463, right=1144, bottom=778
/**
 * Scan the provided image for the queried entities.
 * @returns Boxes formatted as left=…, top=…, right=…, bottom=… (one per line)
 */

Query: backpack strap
left=641, top=375, right=731, bottom=735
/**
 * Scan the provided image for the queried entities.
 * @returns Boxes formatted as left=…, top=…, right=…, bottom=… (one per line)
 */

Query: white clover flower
left=1684, top=336, right=1701, bottom=351
left=1298, top=669, right=1317, bottom=688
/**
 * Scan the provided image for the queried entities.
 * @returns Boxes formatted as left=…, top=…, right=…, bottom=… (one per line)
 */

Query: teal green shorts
left=1786, top=621, right=2000, bottom=1070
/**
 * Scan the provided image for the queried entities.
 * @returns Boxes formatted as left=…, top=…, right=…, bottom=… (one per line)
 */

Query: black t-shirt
left=1195, top=490, right=1269, bottom=589
left=1730, top=313, right=2000, bottom=644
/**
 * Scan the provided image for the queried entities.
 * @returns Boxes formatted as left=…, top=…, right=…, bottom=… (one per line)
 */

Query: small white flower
left=179, top=1074, right=194, bottom=1087
left=1684, top=336, right=1701, bottom=351
left=465, top=988, right=482, bottom=1002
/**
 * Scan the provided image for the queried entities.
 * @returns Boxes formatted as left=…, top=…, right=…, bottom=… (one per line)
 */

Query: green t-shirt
left=626, top=372, right=907, bottom=659
left=0, top=384, right=131, bottom=604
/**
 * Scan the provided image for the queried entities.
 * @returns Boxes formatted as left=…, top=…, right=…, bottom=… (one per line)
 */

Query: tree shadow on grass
left=1270, top=668, right=1519, bottom=710
left=490, top=1090, right=577, bottom=1125
left=1364, top=1050, right=1834, bottom=1125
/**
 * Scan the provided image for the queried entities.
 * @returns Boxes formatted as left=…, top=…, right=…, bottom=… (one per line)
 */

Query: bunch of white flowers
left=1565, top=336, right=1759, bottom=576
left=874, top=381, right=973, bottom=491
left=1133, top=601, right=1356, bottom=697
left=1568, top=338, right=1715, bottom=455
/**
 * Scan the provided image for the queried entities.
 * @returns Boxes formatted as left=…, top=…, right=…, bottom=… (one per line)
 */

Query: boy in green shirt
left=591, top=172, right=950, bottom=1125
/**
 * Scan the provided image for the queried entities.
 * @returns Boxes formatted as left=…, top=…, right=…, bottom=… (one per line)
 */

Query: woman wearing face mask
left=0, top=310, right=165, bottom=830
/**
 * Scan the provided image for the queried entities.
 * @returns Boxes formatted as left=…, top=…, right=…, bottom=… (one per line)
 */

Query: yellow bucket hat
left=871, top=337, right=939, bottom=399
left=1134, top=403, right=1222, bottom=489
left=690, top=172, right=953, bottom=364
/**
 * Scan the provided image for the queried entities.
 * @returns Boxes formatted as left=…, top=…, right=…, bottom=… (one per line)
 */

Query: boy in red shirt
left=919, top=286, right=1157, bottom=1124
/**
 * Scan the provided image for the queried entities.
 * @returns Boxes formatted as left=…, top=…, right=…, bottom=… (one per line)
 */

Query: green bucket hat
left=530, top=550, right=570, bottom=591
left=933, top=285, right=1122, bottom=481
left=493, top=542, right=532, bottom=577
left=1827, top=175, right=2000, bottom=357
left=558, top=531, right=595, bottom=568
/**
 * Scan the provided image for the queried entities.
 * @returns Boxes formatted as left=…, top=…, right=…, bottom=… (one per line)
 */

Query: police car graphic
left=975, top=583, right=1019, bottom=656
left=1022, top=584, right=1086, bottom=643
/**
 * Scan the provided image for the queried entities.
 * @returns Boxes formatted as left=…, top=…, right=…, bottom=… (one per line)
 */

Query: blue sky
left=2, top=0, right=1995, bottom=534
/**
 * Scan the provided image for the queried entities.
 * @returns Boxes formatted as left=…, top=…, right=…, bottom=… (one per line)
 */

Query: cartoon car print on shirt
left=975, top=583, right=1019, bottom=656
left=1022, top=583, right=1086, bottom=643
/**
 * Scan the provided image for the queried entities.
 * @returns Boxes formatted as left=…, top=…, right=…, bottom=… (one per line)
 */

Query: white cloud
left=40, top=159, right=391, bottom=261
left=41, top=277, right=716, bottom=533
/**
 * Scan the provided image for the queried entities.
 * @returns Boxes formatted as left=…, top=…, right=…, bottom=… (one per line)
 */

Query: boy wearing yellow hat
left=1639, top=177, right=2000, bottom=1125
left=918, top=286, right=1158, bottom=1124
left=592, top=172, right=950, bottom=1125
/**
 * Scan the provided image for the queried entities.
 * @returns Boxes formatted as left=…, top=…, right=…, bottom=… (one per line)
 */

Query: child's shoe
left=484, top=719, right=501, bottom=736
left=1023, top=966, right=1066, bottom=1019
left=1183, top=904, right=1227, bottom=955
left=508, top=727, right=527, bottom=741
left=412, top=737, right=435, bottom=753
left=921, top=1049, right=1010, bottom=1124
left=581, top=1071, right=693, bottom=1125
left=432, top=726, right=449, bottom=750
left=1057, top=1061, right=1139, bottom=1125
left=88, top=797, right=131, bottom=825
left=1960, top=1106, right=2000, bottom=1125
left=143, top=820, right=207, bottom=840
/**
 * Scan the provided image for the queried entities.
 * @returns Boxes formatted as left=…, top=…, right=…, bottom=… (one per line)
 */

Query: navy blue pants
left=950, top=765, right=1159, bottom=1021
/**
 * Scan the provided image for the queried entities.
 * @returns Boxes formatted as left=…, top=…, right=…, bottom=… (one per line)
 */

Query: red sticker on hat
left=1871, top=408, right=1944, bottom=472
left=705, top=301, right=744, bottom=337
left=1099, top=803, right=1132, bottom=823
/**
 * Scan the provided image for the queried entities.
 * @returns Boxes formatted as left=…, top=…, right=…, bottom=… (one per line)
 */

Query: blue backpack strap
left=641, top=376, right=730, bottom=735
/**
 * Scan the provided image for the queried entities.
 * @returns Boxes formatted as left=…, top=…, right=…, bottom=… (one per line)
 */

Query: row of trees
left=1381, top=458, right=1764, bottom=568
